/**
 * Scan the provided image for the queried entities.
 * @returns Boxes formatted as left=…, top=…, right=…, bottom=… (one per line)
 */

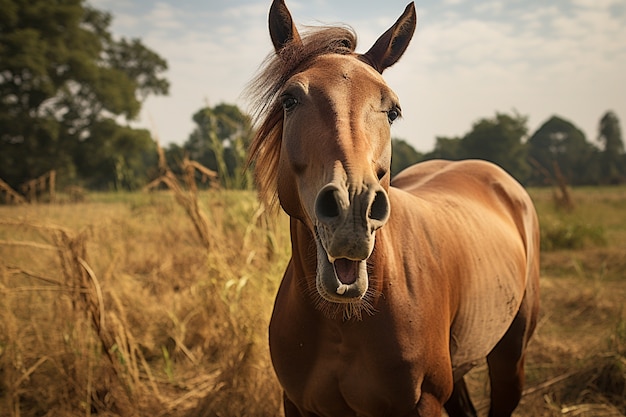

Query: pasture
left=0, top=186, right=625, bottom=416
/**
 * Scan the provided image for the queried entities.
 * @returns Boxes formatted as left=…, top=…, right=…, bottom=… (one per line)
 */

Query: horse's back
left=391, top=159, right=540, bottom=375
left=393, top=159, right=524, bottom=198
left=392, top=159, right=537, bottom=242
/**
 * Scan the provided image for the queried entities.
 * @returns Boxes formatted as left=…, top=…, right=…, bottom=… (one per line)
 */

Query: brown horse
left=246, top=1, right=540, bottom=416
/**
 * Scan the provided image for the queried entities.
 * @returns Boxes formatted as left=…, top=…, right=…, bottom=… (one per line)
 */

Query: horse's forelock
left=245, top=26, right=358, bottom=210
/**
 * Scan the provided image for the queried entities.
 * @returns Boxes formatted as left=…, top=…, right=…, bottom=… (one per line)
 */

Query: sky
left=89, top=0, right=626, bottom=153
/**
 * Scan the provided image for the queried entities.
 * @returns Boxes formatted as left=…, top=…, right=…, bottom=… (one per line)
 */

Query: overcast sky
left=89, top=0, right=626, bottom=152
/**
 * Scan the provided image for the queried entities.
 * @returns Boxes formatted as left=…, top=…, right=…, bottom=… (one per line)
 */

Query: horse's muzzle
left=313, top=182, right=390, bottom=302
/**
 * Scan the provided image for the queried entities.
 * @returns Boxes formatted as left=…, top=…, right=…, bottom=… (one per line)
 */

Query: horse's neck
left=289, top=217, right=318, bottom=288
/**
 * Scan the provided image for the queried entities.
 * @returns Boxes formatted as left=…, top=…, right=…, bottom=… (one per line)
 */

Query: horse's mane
left=245, top=26, right=358, bottom=210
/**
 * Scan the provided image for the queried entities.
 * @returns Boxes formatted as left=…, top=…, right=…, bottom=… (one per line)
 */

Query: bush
left=541, top=220, right=607, bottom=251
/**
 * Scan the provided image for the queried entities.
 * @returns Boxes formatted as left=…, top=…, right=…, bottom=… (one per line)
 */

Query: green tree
left=0, top=0, right=169, bottom=189
left=459, top=112, right=530, bottom=182
left=391, top=138, right=423, bottom=176
left=75, top=119, right=157, bottom=190
left=598, top=110, right=624, bottom=183
left=527, top=115, right=597, bottom=185
left=425, top=136, right=463, bottom=160
left=184, top=103, right=253, bottom=189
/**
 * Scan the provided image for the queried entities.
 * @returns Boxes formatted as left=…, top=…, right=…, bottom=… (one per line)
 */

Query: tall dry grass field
left=1, top=187, right=625, bottom=416
left=0, top=191, right=289, bottom=416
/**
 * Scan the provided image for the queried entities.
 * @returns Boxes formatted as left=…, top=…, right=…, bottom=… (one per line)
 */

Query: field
left=0, top=186, right=625, bottom=416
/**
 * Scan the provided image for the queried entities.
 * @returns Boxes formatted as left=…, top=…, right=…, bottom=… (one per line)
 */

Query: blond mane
left=245, top=26, right=358, bottom=210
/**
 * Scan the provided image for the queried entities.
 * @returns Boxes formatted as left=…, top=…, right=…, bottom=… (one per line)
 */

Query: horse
left=246, top=1, right=540, bottom=416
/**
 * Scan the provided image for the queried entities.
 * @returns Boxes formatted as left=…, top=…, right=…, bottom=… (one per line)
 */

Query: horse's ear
left=361, top=2, right=416, bottom=73
left=269, top=0, right=302, bottom=54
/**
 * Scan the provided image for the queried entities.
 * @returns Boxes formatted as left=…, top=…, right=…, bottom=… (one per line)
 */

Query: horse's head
left=250, top=0, right=416, bottom=307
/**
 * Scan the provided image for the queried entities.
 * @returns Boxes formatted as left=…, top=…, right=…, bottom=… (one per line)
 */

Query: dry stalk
left=5, top=266, right=64, bottom=287
left=0, top=177, right=26, bottom=204
left=155, top=372, right=222, bottom=417
left=552, top=161, right=574, bottom=211
left=0, top=240, right=57, bottom=251
left=0, top=279, right=23, bottom=417
left=51, top=226, right=142, bottom=413
left=12, top=357, right=50, bottom=390
left=77, top=257, right=106, bottom=344
left=528, top=157, right=574, bottom=211
left=185, top=159, right=218, bottom=187
left=146, top=142, right=214, bottom=250
left=522, top=369, right=582, bottom=397
left=560, top=403, right=624, bottom=416
left=0, top=218, right=71, bottom=234
left=108, top=290, right=163, bottom=402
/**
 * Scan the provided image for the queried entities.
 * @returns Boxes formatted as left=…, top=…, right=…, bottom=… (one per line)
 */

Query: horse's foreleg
left=408, top=391, right=445, bottom=417
left=443, top=377, right=477, bottom=417
left=283, top=393, right=305, bottom=417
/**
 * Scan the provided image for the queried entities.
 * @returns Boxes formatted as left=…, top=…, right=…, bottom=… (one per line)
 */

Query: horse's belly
left=449, top=268, right=524, bottom=378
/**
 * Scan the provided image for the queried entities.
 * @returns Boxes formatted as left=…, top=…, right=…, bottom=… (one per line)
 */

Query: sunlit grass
left=1, top=186, right=624, bottom=416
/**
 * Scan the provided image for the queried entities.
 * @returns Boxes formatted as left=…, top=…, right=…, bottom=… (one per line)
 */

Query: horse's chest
left=274, top=324, right=423, bottom=416
left=338, top=350, right=422, bottom=415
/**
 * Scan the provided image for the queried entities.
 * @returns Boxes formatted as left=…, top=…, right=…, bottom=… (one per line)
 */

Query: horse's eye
left=387, top=107, right=400, bottom=124
left=282, top=95, right=298, bottom=112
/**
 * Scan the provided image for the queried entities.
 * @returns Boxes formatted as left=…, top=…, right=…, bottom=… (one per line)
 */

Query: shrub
left=541, top=220, right=606, bottom=251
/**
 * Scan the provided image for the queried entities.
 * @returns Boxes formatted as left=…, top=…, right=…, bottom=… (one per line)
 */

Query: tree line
left=1, top=0, right=624, bottom=199
left=392, top=111, right=625, bottom=186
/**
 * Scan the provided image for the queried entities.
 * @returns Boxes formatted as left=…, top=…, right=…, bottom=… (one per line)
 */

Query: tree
left=458, top=112, right=530, bottom=182
left=597, top=110, right=624, bottom=183
left=184, top=103, right=253, bottom=189
left=0, top=0, right=169, bottom=189
left=425, top=136, right=463, bottom=160
left=391, top=138, right=423, bottom=176
left=74, top=119, right=157, bottom=190
left=527, top=115, right=597, bottom=185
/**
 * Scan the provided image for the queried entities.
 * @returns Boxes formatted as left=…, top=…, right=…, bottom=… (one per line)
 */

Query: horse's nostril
left=369, top=190, right=390, bottom=223
left=315, top=187, right=341, bottom=221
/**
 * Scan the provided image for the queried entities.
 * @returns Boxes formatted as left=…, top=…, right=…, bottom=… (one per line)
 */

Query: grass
left=0, top=189, right=289, bottom=416
left=0, top=185, right=625, bottom=416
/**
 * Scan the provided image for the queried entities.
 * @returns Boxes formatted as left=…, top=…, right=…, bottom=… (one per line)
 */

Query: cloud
left=472, top=1, right=504, bottom=15
left=145, top=2, right=184, bottom=30
left=572, top=0, right=623, bottom=10
left=387, top=0, right=625, bottom=148
left=88, top=0, right=625, bottom=152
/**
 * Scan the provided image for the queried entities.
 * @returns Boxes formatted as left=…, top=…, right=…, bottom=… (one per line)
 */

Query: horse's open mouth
left=315, top=239, right=369, bottom=303
left=333, top=258, right=359, bottom=285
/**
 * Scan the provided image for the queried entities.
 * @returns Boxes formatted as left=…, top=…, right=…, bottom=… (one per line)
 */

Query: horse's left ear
left=361, top=2, right=416, bottom=73
left=269, top=0, right=302, bottom=54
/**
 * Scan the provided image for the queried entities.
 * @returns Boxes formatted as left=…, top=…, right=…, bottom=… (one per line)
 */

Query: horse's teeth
left=336, top=284, right=348, bottom=295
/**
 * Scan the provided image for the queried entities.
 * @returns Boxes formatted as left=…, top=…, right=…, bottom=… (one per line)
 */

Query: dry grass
left=0, top=190, right=288, bottom=416
left=0, top=185, right=625, bottom=416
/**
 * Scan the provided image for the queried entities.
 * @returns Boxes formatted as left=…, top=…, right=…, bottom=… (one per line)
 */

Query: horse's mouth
left=315, top=238, right=369, bottom=303
left=333, top=257, right=359, bottom=285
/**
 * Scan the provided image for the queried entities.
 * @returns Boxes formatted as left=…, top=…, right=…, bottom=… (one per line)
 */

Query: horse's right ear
left=269, top=0, right=302, bottom=54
